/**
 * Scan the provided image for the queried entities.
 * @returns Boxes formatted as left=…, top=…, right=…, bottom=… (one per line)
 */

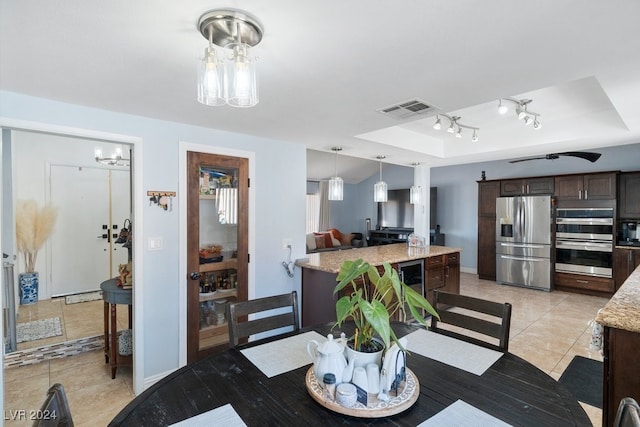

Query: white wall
left=0, top=91, right=306, bottom=386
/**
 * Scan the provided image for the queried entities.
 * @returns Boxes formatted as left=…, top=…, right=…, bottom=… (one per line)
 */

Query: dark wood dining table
left=109, top=322, right=590, bottom=426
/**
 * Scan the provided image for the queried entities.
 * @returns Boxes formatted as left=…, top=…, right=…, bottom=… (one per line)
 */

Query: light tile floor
left=4, top=273, right=607, bottom=426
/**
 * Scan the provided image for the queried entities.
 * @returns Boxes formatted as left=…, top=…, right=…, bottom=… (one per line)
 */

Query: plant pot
left=345, top=337, right=384, bottom=370
left=19, top=272, right=39, bottom=305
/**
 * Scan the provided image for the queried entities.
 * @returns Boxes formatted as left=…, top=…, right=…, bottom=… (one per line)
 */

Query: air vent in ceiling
left=377, top=99, right=437, bottom=120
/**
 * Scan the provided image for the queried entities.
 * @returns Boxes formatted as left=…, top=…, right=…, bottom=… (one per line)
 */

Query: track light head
left=533, top=118, right=541, bottom=129
left=455, top=127, right=462, bottom=138
left=433, top=116, right=442, bottom=130
left=497, top=100, right=508, bottom=115
left=447, top=122, right=455, bottom=133
left=523, top=115, right=533, bottom=125
left=471, top=129, right=478, bottom=142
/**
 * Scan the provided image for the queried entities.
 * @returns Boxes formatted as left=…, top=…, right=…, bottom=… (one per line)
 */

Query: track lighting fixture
left=497, top=98, right=542, bottom=130
left=432, top=114, right=479, bottom=142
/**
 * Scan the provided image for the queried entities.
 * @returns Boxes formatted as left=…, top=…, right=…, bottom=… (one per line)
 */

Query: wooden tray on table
left=305, top=367, right=419, bottom=418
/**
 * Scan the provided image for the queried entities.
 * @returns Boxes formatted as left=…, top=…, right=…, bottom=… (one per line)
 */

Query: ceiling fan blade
left=508, top=156, right=547, bottom=163
left=558, top=152, right=601, bottom=163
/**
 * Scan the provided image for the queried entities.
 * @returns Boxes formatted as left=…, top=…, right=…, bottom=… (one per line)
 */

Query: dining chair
left=32, top=383, right=74, bottom=427
left=226, top=291, right=299, bottom=348
left=614, top=397, right=640, bottom=427
left=430, top=290, right=512, bottom=352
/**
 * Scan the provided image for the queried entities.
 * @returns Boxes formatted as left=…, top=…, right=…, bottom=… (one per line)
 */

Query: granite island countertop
left=295, top=243, right=462, bottom=273
left=596, top=264, right=640, bottom=333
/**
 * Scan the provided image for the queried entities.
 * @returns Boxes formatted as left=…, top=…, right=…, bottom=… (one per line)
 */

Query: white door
left=110, top=169, right=131, bottom=274
left=50, top=165, right=112, bottom=296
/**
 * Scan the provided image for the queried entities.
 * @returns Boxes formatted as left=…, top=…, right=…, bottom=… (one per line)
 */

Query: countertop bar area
left=595, top=263, right=640, bottom=426
left=296, top=244, right=462, bottom=327
left=296, top=243, right=462, bottom=273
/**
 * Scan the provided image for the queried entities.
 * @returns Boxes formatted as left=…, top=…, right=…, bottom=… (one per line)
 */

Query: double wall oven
left=555, top=207, right=614, bottom=278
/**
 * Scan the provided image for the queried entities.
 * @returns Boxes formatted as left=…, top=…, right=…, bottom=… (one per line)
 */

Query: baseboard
left=143, top=367, right=179, bottom=391
left=460, top=266, right=477, bottom=275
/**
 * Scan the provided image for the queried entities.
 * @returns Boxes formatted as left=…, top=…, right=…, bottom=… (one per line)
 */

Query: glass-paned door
left=187, top=151, right=248, bottom=363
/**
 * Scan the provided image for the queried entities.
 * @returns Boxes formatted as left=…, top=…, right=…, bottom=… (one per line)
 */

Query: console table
left=100, top=278, right=132, bottom=379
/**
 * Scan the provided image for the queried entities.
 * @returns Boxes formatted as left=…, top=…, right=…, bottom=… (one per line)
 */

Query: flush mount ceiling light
left=197, top=9, right=263, bottom=107
left=95, top=147, right=130, bottom=167
left=328, top=147, right=344, bottom=201
left=374, top=155, right=388, bottom=203
left=497, top=98, right=542, bottom=130
left=432, top=114, right=479, bottom=142
left=410, top=162, right=421, bottom=205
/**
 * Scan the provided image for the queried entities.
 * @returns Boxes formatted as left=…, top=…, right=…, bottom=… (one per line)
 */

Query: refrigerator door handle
left=500, top=255, right=546, bottom=262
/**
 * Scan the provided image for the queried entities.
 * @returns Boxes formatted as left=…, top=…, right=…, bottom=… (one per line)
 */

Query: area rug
left=16, top=317, right=63, bottom=343
left=558, top=355, right=603, bottom=408
left=65, top=291, right=102, bottom=304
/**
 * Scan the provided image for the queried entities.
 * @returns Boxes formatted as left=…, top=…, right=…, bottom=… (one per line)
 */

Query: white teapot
left=306, top=334, right=347, bottom=382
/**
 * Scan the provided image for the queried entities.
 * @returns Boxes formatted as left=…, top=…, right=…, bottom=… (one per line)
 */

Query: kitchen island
left=296, top=243, right=462, bottom=327
left=595, top=262, right=640, bottom=426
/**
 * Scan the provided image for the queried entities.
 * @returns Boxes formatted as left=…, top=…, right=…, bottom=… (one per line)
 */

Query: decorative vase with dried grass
left=15, top=199, right=58, bottom=304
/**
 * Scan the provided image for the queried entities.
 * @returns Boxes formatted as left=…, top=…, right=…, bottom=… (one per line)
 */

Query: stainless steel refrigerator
left=496, top=195, right=552, bottom=291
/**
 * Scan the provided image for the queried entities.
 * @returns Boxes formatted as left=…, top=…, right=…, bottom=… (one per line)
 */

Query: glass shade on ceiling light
left=198, top=46, right=225, bottom=106
left=523, top=115, right=533, bottom=126
left=225, top=42, right=258, bottom=107
left=410, top=185, right=421, bottom=204
left=455, top=127, right=462, bottom=138
left=471, top=129, right=479, bottom=142
left=374, top=180, right=388, bottom=202
left=328, top=177, right=344, bottom=201
left=447, top=122, right=455, bottom=133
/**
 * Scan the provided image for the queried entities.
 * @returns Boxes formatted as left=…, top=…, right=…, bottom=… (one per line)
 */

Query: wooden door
left=187, top=151, right=248, bottom=363
left=555, top=175, right=584, bottom=200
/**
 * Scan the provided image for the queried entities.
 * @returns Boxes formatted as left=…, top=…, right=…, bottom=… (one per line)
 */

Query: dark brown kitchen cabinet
left=613, top=248, right=640, bottom=290
left=443, top=252, right=460, bottom=295
left=500, top=177, right=554, bottom=196
left=477, top=181, right=500, bottom=280
left=425, top=253, right=460, bottom=306
left=554, top=271, right=614, bottom=296
left=618, top=172, right=640, bottom=218
left=602, top=327, right=640, bottom=427
left=555, top=172, right=616, bottom=201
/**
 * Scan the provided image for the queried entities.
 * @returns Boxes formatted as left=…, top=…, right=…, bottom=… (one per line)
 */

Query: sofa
left=306, top=229, right=364, bottom=253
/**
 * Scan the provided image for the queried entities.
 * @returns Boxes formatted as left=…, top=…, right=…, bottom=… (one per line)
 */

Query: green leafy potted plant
left=333, top=258, right=439, bottom=356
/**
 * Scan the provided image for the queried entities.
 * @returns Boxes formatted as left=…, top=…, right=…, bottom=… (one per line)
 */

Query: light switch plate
left=148, top=237, right=163, bottom=251
left=282, top=238, right=292, bottom=249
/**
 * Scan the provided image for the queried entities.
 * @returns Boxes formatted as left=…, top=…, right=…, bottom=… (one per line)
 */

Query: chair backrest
left=614, top=397, right=640, bottom=427
left=33, top=383, right=74, bottom=427
left=430, top=290, right=512, bottom=352
left=226, top=291, right=299, bottom=348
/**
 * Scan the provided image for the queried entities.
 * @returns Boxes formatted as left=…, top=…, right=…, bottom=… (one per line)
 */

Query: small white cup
left=352, top=366, right=368, bottom=393
left=366, top=363, right=380, bottom=394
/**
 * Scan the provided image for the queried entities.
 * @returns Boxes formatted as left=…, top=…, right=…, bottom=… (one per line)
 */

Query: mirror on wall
left=2, top=129, right=133, bottom=354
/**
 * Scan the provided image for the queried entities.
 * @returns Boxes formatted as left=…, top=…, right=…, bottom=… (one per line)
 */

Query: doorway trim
left=178, top=141, right=256, bottom=367
left=0, top=117, right=145, bottom=395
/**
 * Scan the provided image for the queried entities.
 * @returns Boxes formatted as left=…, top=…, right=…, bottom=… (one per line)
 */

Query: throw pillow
left=340, top=233, right=354, bottom=246
left=306, top=233, right=317, bottom=251
left=314, top=232, right=335, bottom=248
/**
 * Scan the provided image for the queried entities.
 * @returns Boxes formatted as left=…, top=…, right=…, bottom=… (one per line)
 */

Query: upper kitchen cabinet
left=618, top=172, right=640, bottom=218
left=555, top=172, right=617, bottom=201
left=500, top=177, right=554, bottom=196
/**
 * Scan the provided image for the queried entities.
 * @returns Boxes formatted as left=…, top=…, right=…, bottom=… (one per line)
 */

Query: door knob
left=190, top=272, right=201, bottom=281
